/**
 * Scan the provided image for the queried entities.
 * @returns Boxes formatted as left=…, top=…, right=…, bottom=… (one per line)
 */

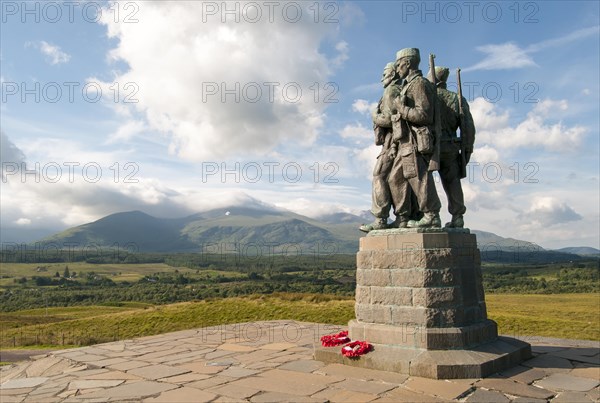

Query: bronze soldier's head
left=381, top=62, right=396, bottom=88
left=394, top=48, right=420, bottom=79
left=435, top=66, right=450, bottom=84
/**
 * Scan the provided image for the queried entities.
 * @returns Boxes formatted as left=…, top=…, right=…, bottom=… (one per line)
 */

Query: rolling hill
left=35, top=206, right=587, bottom=262
left=39, top=206, right=359, bottom=253
left=556, top=246, right=600, bottom=256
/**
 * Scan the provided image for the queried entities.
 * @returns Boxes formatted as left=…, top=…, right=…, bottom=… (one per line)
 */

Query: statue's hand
left=387, top=146, right=397, bottom=160
left=372, top=112, right=390, bottom=127
left=394, top=94, right=407, bottom=107
left=393, top=96, right=409, bottom=119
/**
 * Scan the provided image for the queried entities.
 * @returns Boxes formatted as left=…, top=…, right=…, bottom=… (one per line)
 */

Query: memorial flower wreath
left=320, top=330, right=350, bottom=347
left=341, top=340, right=372, bottom=358
left=320, top=330, right=372, bottom=357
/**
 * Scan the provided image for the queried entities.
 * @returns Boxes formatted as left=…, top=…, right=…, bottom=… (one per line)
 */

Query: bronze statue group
left=360, top=48, right=476, bottom=232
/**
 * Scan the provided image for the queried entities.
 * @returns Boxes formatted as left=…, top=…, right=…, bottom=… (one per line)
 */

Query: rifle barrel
left=429, top=54, right=437, bottom=85
left=457, top=68, right=463, bottom=111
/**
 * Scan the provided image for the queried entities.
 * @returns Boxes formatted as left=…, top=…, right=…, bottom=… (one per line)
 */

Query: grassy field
left=0, top=262, right=181, bottom=285
left=486, top=293, right=600, bottom=341
left=1, top=293, right=598, bottom=348
left=0, top=293, right=352, bottom=347
left=0, top=262, right=247, bottom=287
left=0, top=303, right=153, bottom=328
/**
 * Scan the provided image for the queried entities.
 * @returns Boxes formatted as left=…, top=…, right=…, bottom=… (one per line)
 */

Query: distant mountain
left=39, top=207, right=358, bottom=253
left=556, top=247, right=600, bottom=256
left=471, top=230, right=541, bottom=251
left=470, top=230, right=586, bottom=264
left=34, top=207, right=587, bottom=263
left=316, top=212, right=366, bottom=225
left=40, top=211, right=197, bottom=252
left=180, top=206, right=357, bottom=253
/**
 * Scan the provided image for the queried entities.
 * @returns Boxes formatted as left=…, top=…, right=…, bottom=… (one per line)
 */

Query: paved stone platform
left=1, top=321, right=598, bottom=402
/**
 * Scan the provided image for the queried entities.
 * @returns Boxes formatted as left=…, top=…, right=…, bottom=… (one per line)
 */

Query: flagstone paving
left=1, top=321, right=598, bottom=402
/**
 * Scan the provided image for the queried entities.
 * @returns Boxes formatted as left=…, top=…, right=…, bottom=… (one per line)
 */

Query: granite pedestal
left=314, top=229, right=531, bottom=379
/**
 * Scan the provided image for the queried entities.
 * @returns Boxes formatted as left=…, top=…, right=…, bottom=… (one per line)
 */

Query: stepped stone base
left=314, top=336, right=531, bottom=379
left=348, top=319, right=499, bottom=350
left=314, top=229, right=532, bottom=379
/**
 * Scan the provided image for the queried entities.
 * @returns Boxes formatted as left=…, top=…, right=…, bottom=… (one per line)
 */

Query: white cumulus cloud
left=27, top=41, right=71, bottom=65
left=471, top=98, right=587, bottom=152
left=352, top=99, right=377, bottom=115
left=15, top=218, right=31, bottom=226
left=339, top=123, right=372, bottom=140
left=98, top=1, right=349, bottom=161
left=355, top=144, right=379, bottom=179
left=106, top=120, right=147, bottom=144
left=465, top=42, right=536, bottom=72
left=472, top=145, right=500, bottom=165
left=464, top=26, right=599, bottom=72
left=520, top=196, right=582, bottom=227
left=470, top=97, right=509, bottom=131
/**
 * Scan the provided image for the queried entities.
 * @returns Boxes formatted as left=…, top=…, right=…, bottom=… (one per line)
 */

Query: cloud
left=1, top=131, right=26, bottom=179
left=471, top=144, right=499, bottom=165
left=469, top=97, right=509, bottom=130
left=106, top=120, right=147, bottom=144
left=465, top=42, right=536, bottom=72
left=464, top=26, right=599, bottom=72
left=274, top=198, right=356, bottom=218
left=355, top=144, right=379, bottom=179
left=15, top=218, right=31, bottom=226
left=520, top=196, right=582, bottom=227
left=19, top=137, right=132, bottom=170
left=98, top=1, right=349, bottom=161
left=339, top=123, right=372, bottom=139
left=460, top=182, right=507, bottom=213
left=470, top=98, right=587, bottom=152
left=1, top=177, right=193, bottom=229
left=27, top=41, right=71, bottom=65
left=338, top=2, right=366, bottom=26
left=332, top=41, right=349, bottom=67
left=1, top=131, right=26, bottom=165
left=525, top=26, right=600, bottom=53
left=352, top=99, right=377, bottom=115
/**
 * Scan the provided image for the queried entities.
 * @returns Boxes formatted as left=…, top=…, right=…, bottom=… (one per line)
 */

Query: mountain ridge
left=30, top=207, right=590, bottom=263
left=556, top=246, right=600, bottom=256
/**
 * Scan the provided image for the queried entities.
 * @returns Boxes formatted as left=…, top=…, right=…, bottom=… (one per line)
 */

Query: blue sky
left=1, top=1, right=599, bottom=249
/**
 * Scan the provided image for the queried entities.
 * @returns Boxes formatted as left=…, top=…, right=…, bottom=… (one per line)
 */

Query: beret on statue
left=395, top=47, right=420, bottom=62
left=435, top=66, right=450, bottom=83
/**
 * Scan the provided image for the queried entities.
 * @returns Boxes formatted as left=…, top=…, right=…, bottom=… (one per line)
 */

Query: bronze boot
left=359, top=218, right=388, bottom=233
left=444, top=214, right=464, bottom=228
left=407, top=212, right=442, bottom=228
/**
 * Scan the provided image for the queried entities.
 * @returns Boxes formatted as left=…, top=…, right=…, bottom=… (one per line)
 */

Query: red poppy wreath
left=320, top=330, right=350, bottom=347
left=341, top=340, right=372, bottom=358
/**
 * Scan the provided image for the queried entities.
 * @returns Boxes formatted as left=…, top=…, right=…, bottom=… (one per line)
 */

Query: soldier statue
left=360, top=63, right=421, bottom=233
left=387, top=48, right=442, bottom=228
left=359, top=63, right=401, bottom=232
left=433, top=66, right=476, bottom=228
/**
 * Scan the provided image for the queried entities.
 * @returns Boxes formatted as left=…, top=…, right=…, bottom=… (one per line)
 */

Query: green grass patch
left=0, top=305, right=146, bottom=328
left=486, top=293, right=600, bottom=341
left=0, top=293, right=354, bottom=348
left=0, top=262, right=195, bottom=284
left=1, top=293, right=598, bottom=349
